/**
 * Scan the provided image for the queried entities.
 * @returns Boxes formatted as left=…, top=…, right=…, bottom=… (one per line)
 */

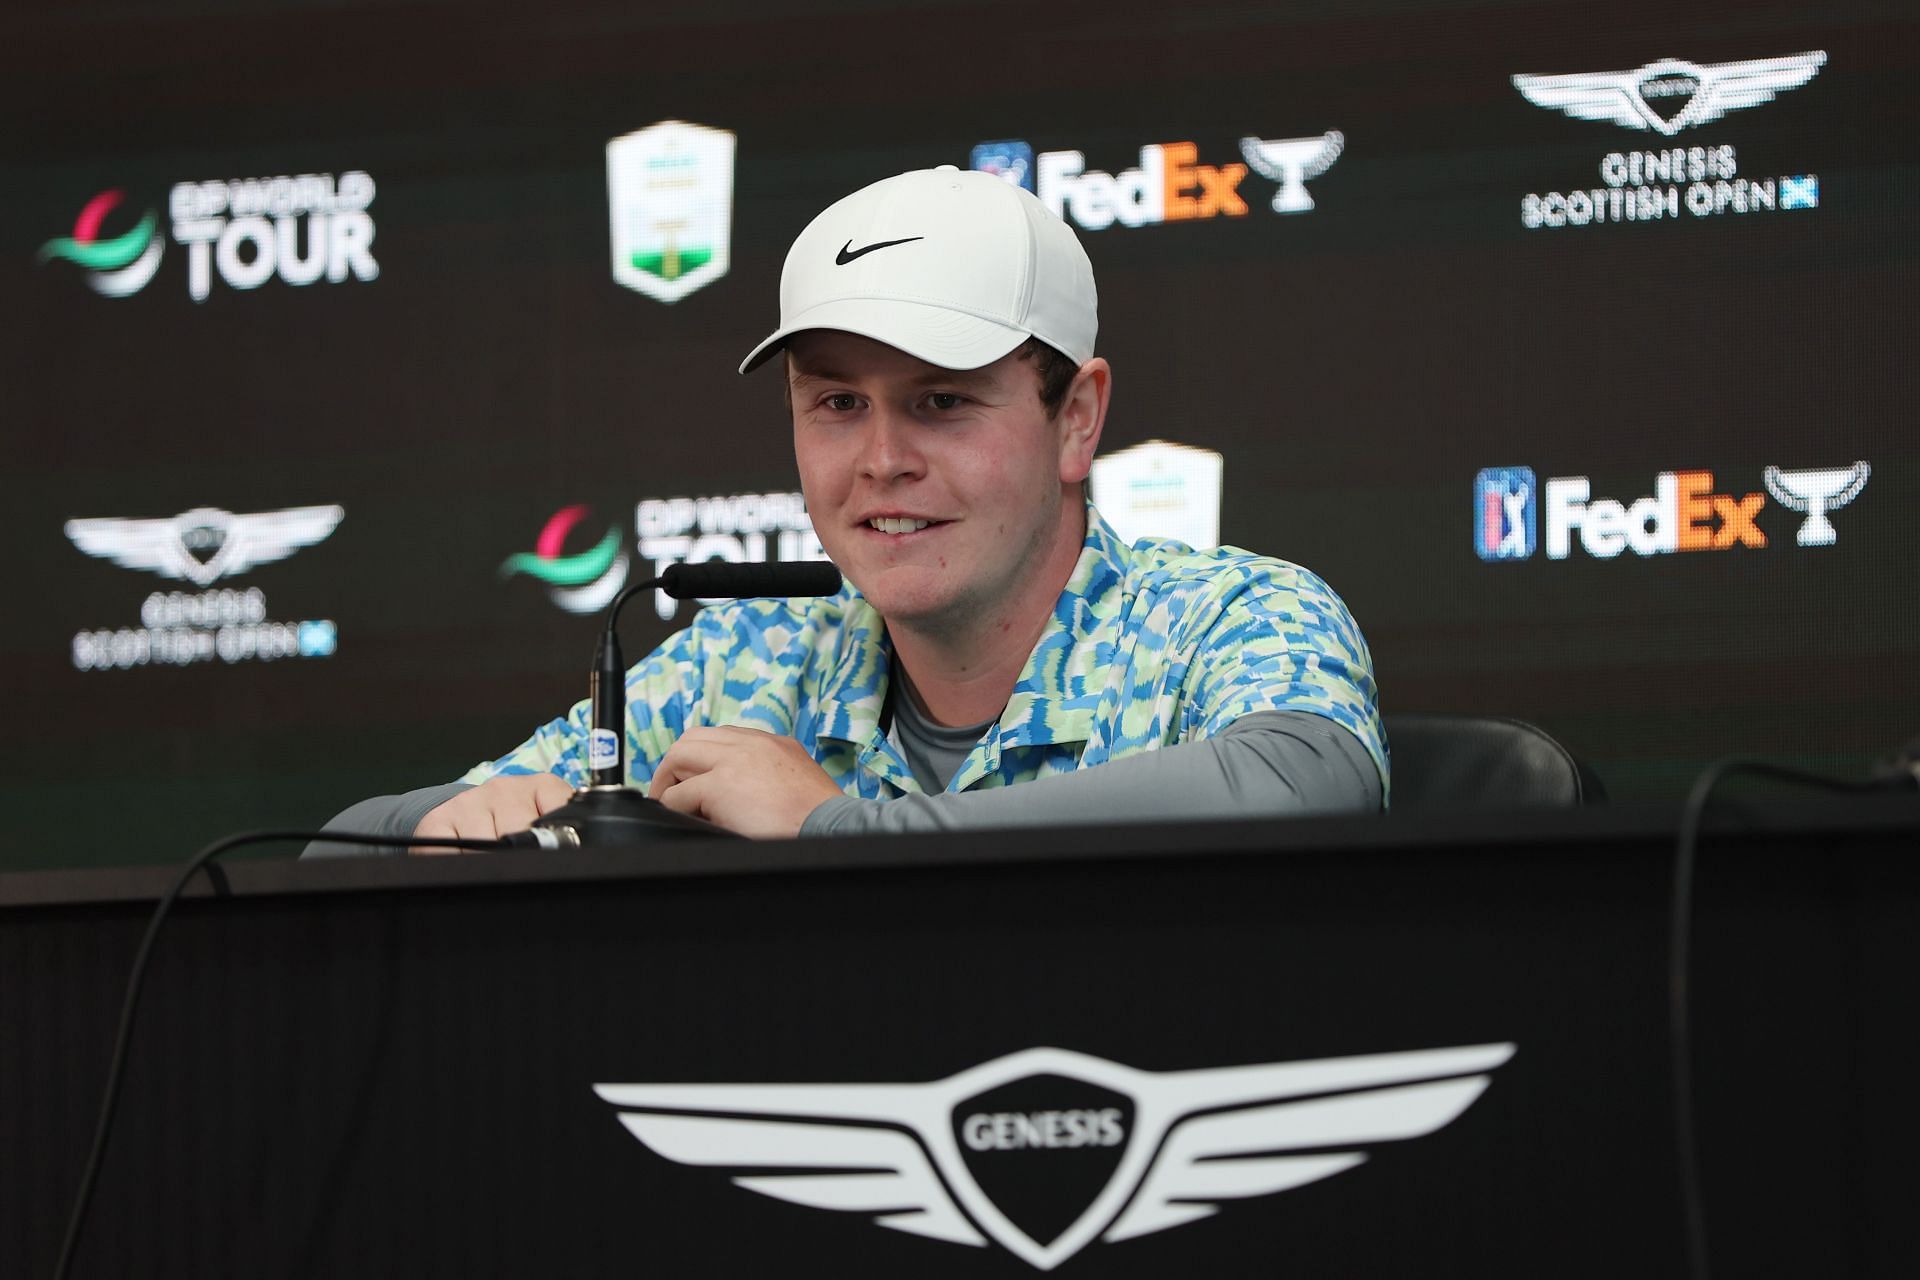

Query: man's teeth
left=869, top=517, right=932, bottom=535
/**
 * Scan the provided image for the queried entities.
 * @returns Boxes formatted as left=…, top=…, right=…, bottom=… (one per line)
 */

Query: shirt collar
left=814, top=498, right=1130, bottom=756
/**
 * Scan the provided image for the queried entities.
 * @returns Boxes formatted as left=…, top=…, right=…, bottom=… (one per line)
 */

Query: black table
left=4, top=799, right=1915, bottom=1278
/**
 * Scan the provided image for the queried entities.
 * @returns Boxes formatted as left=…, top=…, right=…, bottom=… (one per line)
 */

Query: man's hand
left=649, top=726, right=842, bottom=838
left=412, top=773, right=575, bottom=853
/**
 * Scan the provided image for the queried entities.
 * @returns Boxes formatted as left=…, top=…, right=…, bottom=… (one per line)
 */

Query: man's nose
left=856, top=406, right=926, bottom=482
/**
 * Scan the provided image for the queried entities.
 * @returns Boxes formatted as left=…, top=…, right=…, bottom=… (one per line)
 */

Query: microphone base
left=530, top=785, right=730, bottom=847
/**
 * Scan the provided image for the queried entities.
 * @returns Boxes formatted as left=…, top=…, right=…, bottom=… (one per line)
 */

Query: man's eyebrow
left=787, top=364, right=1005, bottom=390
left=787, top=366, right=845, bottom=385
left=912, top=366, right=1001, bottom=389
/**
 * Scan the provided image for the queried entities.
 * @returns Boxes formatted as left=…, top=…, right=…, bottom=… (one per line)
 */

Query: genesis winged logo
left=38, top=189, right=165, bottom=297
left=596, top=1042, right=1514, bottom=1270
left=1513, top=51, right=1826, bottom=136
left=65, top=505, right=344, bottom=585
left=500, top=505, right=630, bottom=614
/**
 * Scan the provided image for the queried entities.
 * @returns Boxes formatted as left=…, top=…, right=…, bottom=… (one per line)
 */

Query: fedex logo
left=1037, top=143, right=1249, bottom=230
left=974, top=139, right=1250, bottom=231
left=1545, top=471, right=1764, bottom=558
left=975, top=134, right=1344, bottom=231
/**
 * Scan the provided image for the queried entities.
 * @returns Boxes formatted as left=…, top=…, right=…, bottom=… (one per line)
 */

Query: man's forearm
left=801, top=710, right=1381, bottom=836
left=299, top=782, right=474, bottom=858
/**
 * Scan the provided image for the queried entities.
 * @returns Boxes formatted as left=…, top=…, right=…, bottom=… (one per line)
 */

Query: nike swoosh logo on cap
left=835, top=236, right=924, bottom=265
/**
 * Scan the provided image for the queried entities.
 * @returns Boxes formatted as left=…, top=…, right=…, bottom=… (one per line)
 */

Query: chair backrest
left=1384, top=713, right=1603, bottom=812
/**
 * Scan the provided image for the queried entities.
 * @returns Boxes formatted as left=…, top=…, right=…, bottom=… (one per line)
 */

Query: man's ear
left=1056, top=357, right=1111, bottom=485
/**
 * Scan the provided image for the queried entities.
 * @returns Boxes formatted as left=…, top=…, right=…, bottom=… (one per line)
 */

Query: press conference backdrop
left=2, top=0, right=1913, bottom=870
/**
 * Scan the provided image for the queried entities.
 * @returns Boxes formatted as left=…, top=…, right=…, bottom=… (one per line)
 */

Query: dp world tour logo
left=596, top=1042, right=1513, bottom=1270
left=501, top=506, right=630, bottom=614
left=38, top=190, right=164, bottom=297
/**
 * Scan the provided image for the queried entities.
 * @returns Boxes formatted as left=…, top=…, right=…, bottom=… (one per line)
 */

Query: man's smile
left=859, top=515, right=952, bottom=539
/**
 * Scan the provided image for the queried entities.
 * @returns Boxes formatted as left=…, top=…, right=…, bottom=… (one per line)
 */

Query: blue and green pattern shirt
left=463, top=505, right=1387, bottom=800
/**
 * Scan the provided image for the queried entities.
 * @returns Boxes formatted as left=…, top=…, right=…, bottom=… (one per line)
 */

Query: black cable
left=1669, top=759, right=1883, bottom=1280
left=53, top=829, right=509, bottom=1280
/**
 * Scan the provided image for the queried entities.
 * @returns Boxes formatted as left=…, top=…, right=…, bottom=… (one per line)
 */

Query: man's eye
left=824, top=393, right=859, bottom=411
left=927, top=393, right=964, bottom=411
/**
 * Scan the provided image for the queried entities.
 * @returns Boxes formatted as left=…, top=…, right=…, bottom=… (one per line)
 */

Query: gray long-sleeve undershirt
left=299, top=709, right=1380, bottom=858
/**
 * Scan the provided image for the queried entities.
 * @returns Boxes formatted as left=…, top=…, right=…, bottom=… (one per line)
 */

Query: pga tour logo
left=596, top=1042, right=1513, bottom=1270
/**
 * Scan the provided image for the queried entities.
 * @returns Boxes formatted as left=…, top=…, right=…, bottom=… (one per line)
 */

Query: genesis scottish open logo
left=38, top=190, right=165, bottom=296
left=501, top=506, right=631, bottom=614
left=972, top=130, right=1343, bottom=231
left=1513, top=51, right=1825, bottom=230
left=65, top=505, right=344, bottom=670
left=595, top=1042, right=1513, bottom=1270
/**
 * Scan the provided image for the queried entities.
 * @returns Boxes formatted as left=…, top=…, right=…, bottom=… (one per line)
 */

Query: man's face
left=788, top=330, right=1084, bottom=634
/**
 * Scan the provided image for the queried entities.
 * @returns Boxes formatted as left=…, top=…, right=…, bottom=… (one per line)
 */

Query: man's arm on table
left=802, top=710, right=1379, bottom=835
left=301, top=709, right=1376, bottom=856
left=302, top=782, right=475, bottom=858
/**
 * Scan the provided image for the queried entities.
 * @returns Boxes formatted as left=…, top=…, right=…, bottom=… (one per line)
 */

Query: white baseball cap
left=739, top=167, right=1098, bottom=374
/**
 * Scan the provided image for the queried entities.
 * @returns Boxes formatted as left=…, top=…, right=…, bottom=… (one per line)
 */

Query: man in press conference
left=313, top=167, right=1386, bottom=852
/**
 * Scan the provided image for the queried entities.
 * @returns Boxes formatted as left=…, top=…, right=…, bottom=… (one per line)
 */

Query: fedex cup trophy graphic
left=1762, top=462, right=1870, bottom=547
left=1237, top=132, right=1345, bottom=213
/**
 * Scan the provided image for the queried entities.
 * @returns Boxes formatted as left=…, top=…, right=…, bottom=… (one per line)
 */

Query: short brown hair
left=1019, top=337, right=1079, bottom=419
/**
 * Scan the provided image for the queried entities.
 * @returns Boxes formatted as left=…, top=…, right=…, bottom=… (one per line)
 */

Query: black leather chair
left=1384, top=714, right=1605, bottom=812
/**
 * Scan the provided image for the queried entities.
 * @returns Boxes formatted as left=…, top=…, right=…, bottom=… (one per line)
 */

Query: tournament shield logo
left=596, top=1042, right=1513, bottom=1270
left=1088, top=440, right=1224, bottom=550
left=606, top=121, right=735, bottom=303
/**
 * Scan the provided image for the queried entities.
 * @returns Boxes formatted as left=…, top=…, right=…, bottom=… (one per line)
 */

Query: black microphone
left=528, top=557, right=843, bottom=848
left=660, top=559, right=845, bottom=601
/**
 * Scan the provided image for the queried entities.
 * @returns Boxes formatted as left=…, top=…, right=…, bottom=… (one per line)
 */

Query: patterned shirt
left=462, top=504, right=1388, bottom=800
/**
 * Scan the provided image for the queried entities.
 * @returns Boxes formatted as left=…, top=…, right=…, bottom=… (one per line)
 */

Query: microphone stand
left=527, top=560, right=843, bottom=848
left=529, top=576, right=727, bottom=847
